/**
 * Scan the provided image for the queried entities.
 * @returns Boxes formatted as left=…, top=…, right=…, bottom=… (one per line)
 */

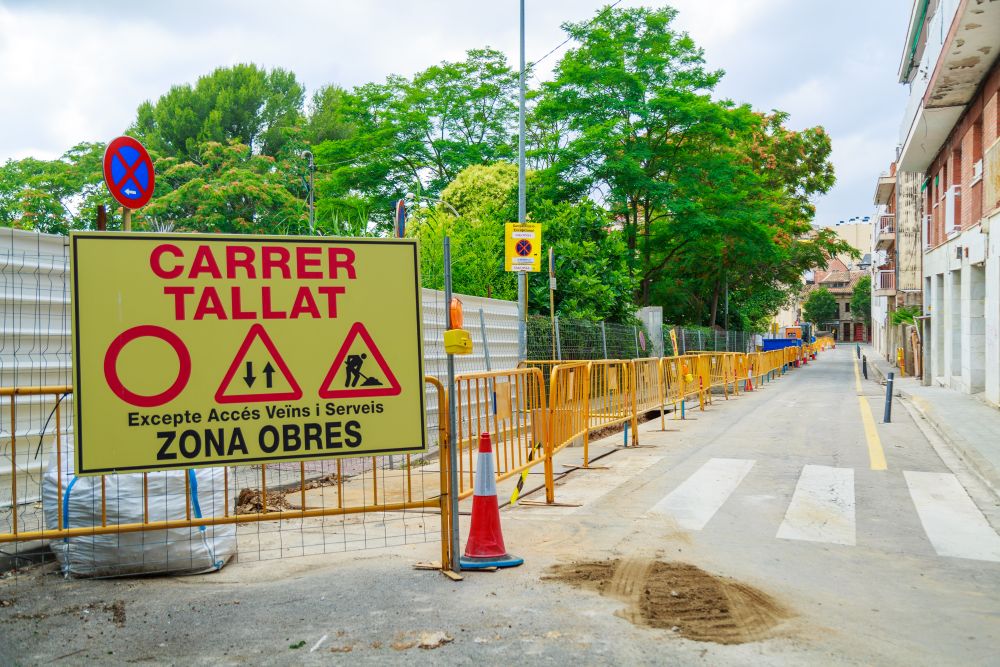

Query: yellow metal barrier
left=634, top=357, right=666, bottom=416
left=452, top=367, right=547, bottom=501
left=587, top=360, right=638, bottom=449
left=1, top=380, right=454, bottom=571
left=703, top=353, right=730, bottom=399
left=547, top=361, right=591, bottom=476
left=662, top=355, right=704, bottom=417
left=684, top=354, right=711, bottom=409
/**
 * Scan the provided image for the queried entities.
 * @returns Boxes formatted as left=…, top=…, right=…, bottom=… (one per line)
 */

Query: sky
left=0, top=0, right=912, bottom=225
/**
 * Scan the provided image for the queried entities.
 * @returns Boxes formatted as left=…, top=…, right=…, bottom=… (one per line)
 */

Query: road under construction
left=2, top=344, right=998, bottom=665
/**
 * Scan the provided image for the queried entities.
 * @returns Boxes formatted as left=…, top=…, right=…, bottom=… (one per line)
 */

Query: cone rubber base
left=460, top=553, right=524, bottom=569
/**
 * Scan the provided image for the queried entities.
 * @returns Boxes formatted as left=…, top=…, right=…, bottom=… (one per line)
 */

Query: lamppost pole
left=517, top=0, right=527, bottom=361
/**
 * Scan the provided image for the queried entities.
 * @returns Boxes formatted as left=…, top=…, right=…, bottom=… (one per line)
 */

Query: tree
left=0, top=142, right=120, bottom=233
left=535, top=6, right=724, bottom=272
left=312, top=48, right=518, bottom=229
left=851, top=275, right=871, bottom=323
left=132, top=64, right=305, bottom=159
left=802, top=288, right=838, bottom=327
left=138, top=141, right=306, bottom=234
left=410, top=163, right=635, bottom=320
left=533, top=6, right=848, bottom=330
left=304, top=85, right=356, bottom=144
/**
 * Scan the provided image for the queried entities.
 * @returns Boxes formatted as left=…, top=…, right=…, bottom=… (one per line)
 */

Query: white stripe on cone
left=475, top=451, right=497, bottom=497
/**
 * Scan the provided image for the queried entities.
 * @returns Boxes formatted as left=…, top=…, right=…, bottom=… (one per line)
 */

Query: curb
left=901, top=391, right=1000, bottom=497
left=856, top=350, right=1000, bottom=497
left=859, top=349, right=999, bottom=496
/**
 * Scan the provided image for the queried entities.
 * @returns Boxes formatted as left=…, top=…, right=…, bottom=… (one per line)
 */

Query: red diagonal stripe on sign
left=113, top=148, right=148, bottom=197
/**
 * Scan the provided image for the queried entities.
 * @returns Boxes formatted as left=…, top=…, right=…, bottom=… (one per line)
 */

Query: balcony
left=874, top=269, right=896, bottom=297
left=875, top=214, right=895, bottom=251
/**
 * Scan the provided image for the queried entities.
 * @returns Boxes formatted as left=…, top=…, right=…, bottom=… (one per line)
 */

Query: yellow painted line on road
left=858, top=396, right=887, bottom=470
left=853, top=355, right=887, bottom=470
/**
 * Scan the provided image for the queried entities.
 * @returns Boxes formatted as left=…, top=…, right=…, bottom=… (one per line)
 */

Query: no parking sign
left=103, top=136, right=155, bottom=209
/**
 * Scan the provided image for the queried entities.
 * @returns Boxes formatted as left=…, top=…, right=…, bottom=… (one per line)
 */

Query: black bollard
left=862, top=355, right=868, bottom=380
left=856, top=344, right=861, bottom=359
left=883, top=372, right=894, bottom=423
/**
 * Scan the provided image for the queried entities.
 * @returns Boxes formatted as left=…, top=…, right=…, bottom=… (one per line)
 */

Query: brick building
left=809, top=260, right=870, bottom=342
left=893, top=0, right=1000, bottom=404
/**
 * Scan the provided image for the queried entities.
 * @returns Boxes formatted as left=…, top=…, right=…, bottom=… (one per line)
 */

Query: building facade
left=773, top=222, right=872, bottom=332
left=812, top=260, right=870, bottom=342
left=871, top=165, right=924, bottom=364
left=894, top=0, right=1000, bottom=405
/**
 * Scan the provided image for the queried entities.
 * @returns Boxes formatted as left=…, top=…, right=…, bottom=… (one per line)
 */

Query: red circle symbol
left=104, top=325, right=191, bottom=407
left=103, top=136, right=155, bottom=209
left=515, top=239, right=532, bottom=256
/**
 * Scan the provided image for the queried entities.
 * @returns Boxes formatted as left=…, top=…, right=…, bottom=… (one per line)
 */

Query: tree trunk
left=708, top=279, right=721, bottom=328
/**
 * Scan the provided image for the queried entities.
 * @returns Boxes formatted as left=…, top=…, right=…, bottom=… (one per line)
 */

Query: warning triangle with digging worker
left=319, top=322, right=402, bottom=399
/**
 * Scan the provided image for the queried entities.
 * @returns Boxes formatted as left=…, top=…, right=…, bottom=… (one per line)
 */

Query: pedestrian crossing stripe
left=509, top=442, right=543, bottom=504
left=649, top=458, right=755, bottom=530
left=537, top=455, right=1000, bottom=562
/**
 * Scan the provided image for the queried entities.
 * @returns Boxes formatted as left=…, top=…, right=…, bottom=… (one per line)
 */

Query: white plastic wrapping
left=42, top=437, right=236, bottom=577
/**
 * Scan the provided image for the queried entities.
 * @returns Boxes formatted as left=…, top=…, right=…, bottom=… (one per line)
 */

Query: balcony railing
left=876, top=269, right=895, bottom=292
left=877, top=214, right=895, bottom=235
left=875, top=214, right=896, bottom=251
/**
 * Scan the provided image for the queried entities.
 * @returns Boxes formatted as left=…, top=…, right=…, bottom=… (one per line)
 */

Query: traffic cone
left=460, top=432, right=523, bottom=570
left=745, top=364, right=754, bottom=392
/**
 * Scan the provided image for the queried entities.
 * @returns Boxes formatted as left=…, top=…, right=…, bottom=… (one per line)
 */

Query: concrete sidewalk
left=858, top=343, right=1000, bottom=496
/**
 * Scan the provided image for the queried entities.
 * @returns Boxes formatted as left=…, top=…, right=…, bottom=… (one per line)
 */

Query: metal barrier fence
left=2, top=378, right=453, bottom=573
left=2, top=345, right=829, bottom=569
left=451, top=367, right=546, bottom=501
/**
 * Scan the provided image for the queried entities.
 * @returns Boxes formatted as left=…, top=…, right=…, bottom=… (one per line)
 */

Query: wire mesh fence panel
left=1, top=231, right=452, bottom=578
left=1, top=230, right=74, bottom=573
left=662, top=325, right=761, bottom=355
left=527, top=316, right=651, bottom=361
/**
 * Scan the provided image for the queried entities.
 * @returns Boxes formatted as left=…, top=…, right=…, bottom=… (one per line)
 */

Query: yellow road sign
left=505, top=222, right=542, bottom=272
left=70, top=233, right=425, bottom=475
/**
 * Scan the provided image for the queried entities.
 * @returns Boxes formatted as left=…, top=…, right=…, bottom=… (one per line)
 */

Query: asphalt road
left=1, top=347, right=998, bottom=665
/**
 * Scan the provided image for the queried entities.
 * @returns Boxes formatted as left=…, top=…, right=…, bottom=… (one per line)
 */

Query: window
left=844, top=302, right=851, bottom=314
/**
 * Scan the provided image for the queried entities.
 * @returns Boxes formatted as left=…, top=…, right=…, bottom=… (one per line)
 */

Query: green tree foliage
left=534, top=6, right=849, bottom=328
left=851, top=275, right=872, bottom=323
left=802, top=288, right=838, bottom=326
left=410, top=163, right=634, bottom=320
left=312, top=48, right=517, bottom=229
left=0, top=143, right=119, bottom=233
left=890, top=304, right=920, bottom=326
left=139, top=141, right=306, bottom=233
left=304, top=85, right=356, bottom=144
left=132, top=64, right=304, bottom=158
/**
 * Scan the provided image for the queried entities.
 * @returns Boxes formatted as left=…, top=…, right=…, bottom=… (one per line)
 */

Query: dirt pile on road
left=545, top=559, right=790, bottom=644
left=235, top=488, right=293, bottom=514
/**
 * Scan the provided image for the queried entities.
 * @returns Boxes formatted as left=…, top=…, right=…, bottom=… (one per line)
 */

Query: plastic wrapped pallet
left=42, top=438, right=236, bottom=577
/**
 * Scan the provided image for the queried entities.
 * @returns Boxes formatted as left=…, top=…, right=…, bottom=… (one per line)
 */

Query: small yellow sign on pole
left=505, top=222, right=542, bottom=272
left=70, top=233, right=425, bottom=475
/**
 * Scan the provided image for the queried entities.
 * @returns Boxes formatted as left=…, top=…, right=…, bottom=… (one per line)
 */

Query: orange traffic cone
left=745, top=364, right=754, bottom=392
left=460, top=432, right=523, bottom=570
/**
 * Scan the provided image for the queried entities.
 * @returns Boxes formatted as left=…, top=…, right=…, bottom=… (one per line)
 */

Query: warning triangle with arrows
left=319, top=322, right=401, bottom=399
left=216, top=324, right=302, bottom=403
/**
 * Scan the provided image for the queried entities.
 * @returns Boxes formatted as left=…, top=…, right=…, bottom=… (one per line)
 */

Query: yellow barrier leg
left=544, top=435, right=555, bottom=504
